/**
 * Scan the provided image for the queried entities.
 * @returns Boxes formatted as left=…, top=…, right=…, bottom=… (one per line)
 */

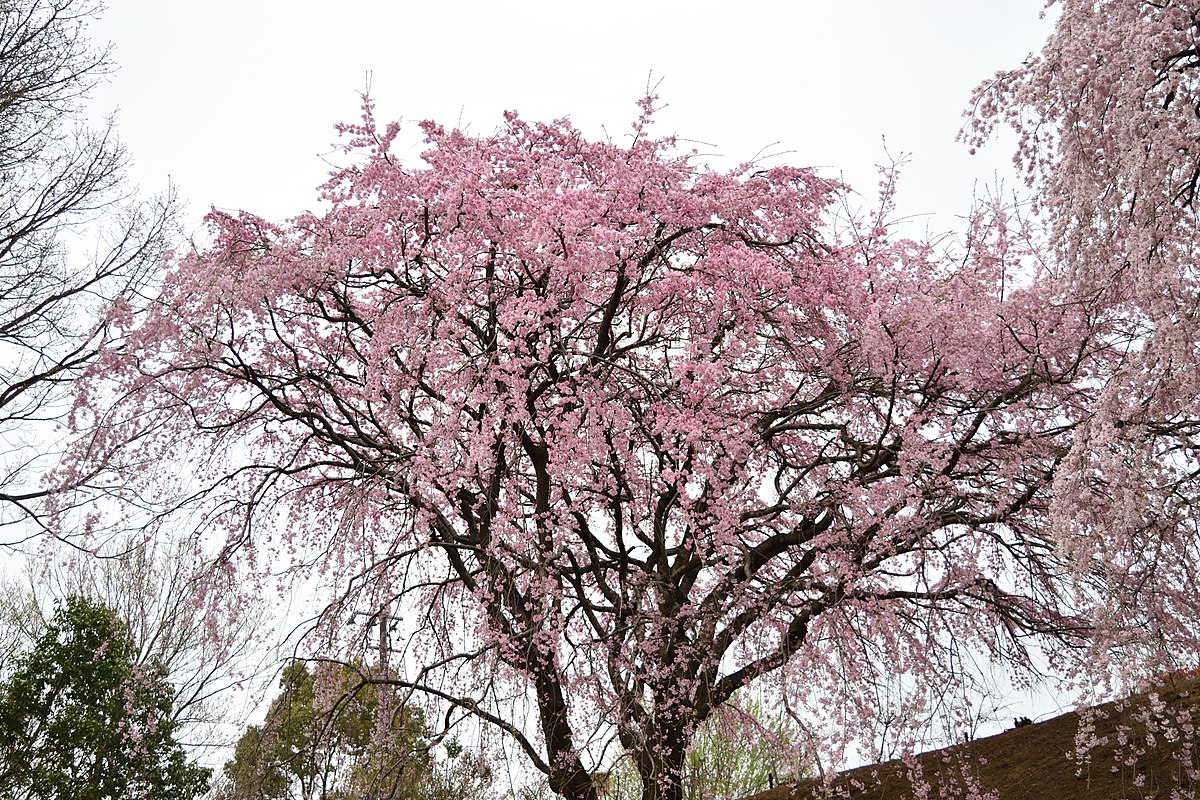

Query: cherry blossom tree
left=63, top=95, right=1197, bottom=800
left=965, top=0, right=1200, bottom=678
left=966, top=0, right=1200, bottom=308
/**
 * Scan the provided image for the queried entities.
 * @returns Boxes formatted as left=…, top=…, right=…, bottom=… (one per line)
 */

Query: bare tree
left=0, top=0, right=174, bottom=543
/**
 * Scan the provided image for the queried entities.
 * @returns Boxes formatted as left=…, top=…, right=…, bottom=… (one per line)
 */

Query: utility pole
left=351, top=605, right=396, bottom=676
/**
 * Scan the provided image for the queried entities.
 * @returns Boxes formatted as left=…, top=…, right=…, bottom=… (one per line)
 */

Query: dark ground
left=745, top=674, right=1200, bottom=800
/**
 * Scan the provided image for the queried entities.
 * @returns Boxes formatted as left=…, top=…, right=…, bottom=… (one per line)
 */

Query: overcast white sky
left=88, top=1, right=1054, bottom=239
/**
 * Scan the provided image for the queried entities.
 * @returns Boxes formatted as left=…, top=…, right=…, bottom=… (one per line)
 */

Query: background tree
left=0, top=0, right=174, bottom=543
left=0, top=534, right=268, bottom=751
left=219, top=659, right=491, bottom=800
left=0, top=595, right=210, bottom=800
left=64, top=96, right=1200, bottom=800
left=0, top=576, right=41, bottom=677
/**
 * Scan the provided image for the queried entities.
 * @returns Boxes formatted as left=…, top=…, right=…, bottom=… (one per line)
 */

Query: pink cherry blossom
left=63, top=91, right=1200, bottom=800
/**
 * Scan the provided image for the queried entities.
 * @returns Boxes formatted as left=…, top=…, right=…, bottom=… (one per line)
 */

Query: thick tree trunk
left=533, top=669, right=598, bottom=800
left=549, top=759, right=598, bottom=800
left=637, top=726, right=688, bottom=800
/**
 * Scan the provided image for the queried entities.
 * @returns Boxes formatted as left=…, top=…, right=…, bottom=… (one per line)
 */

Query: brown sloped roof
left=744, top=675, right=1200, bottom=800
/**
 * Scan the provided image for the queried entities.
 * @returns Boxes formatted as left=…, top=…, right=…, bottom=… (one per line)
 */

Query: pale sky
left=88, top=1, right=1054, bottom=239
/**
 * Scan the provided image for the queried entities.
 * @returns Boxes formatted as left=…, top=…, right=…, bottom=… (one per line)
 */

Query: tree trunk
left=637, top=726, right=688, bottom=800
left=533, top=669, right=597, bottom=800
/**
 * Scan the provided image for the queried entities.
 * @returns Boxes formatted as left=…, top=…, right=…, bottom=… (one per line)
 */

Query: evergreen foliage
left=0, top=596, right=210, bottom=800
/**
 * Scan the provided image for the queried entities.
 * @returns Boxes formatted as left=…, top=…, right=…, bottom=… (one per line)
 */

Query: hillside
left=746, top=675, right=1200, bottom=800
